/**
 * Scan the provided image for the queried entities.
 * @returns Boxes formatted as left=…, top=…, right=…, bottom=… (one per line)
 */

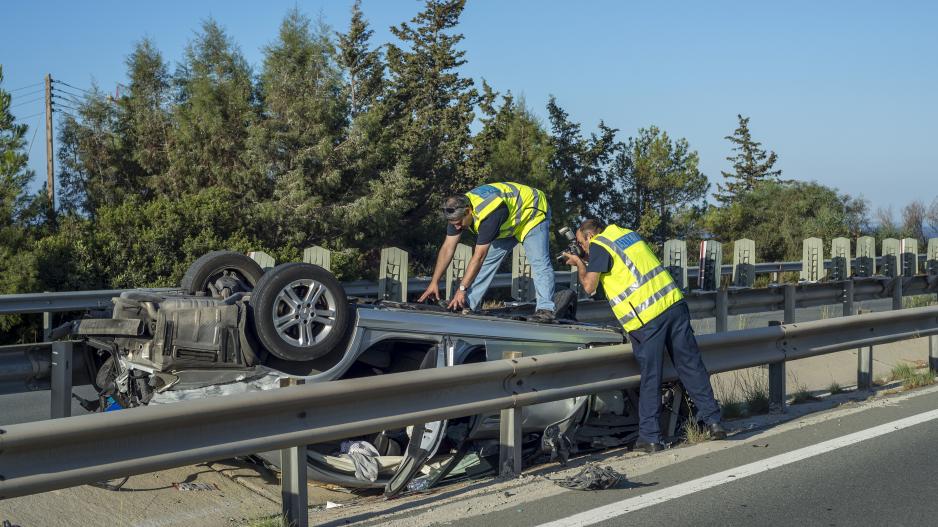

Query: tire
left=181, top=251, right=265, bottom=296
left=250, top=262, right=350, bottom=361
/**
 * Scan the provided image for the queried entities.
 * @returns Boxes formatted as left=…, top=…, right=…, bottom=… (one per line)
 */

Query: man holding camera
left=563, top=219, right=726, bottom=452
left=417, top=182, right=556, bottom=320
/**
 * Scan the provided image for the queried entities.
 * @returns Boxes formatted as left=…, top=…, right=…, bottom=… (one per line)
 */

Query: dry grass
left=828, top=382, right=845, bottom=395
left=890, top=363, right=936, bottom=390
left=246, top=517, right=286, bottom=527
left=712, top=368, right=770, bottom=419
left=683, top=419, right=710, bottom=444
left=790, top=386, right=820, bottom=405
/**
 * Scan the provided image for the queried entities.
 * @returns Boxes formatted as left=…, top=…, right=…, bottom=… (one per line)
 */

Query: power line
left=18, top=111, right=44, bottom=120
left=53, top=79, right=94, bottom=95
left=53, top=86, right=89, bottom=100
left=11, top=87, right=44, bottom=99
left=53, top=93, right=83, bottom=106
left=26, top=117, right=41, bottom=157
left=10, top=96, right=43, bottom=109
left=9, top=81, right=43, bottom=93
left=53, top=103, right=80, bottom=112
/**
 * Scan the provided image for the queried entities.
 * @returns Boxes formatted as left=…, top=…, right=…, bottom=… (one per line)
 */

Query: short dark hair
left=442, top=195, right=470, bottom=220
left=578, top=218, right=606, bottom=236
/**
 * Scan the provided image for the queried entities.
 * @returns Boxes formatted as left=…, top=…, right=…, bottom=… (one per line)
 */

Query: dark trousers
left=627, top=300, right=721, bottom=443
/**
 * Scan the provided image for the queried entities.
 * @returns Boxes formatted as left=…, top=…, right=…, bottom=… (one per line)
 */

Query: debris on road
left=554, top=463, right=622, bottom=491
left=174, top=482, right=219, bottom=491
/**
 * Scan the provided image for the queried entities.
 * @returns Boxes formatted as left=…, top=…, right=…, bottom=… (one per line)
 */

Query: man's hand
left=447, top=290, right=469, bottom=310
left=563, top=252, right=583, bottom=268
left=417, top=283, right=440, bottom=303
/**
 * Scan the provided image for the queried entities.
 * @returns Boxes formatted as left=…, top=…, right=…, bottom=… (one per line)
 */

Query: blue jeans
left=467, top=219, right=556, bottom=312
left=627, top=301, right=722, bottom=443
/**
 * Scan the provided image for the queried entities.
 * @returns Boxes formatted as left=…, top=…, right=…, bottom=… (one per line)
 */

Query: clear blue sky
left=2, top=1, right=936, bottom=216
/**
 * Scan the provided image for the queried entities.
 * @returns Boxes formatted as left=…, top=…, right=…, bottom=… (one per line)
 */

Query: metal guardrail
left=2, top=262, right=934, bottom=318
left=1, top=306, right=938, bottom=525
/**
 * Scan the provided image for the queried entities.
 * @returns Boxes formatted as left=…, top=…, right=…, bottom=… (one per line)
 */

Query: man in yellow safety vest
left=563, top=218, right=726, bottom=452
left=418, top=182, right=556, bottom=321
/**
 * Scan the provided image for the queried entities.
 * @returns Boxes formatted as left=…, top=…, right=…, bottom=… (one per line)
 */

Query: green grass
left=890, top=363, right=936, bottom=390
left=828, top=382, right=845, bottom=395
left=903, top=295, right=938, bottom=309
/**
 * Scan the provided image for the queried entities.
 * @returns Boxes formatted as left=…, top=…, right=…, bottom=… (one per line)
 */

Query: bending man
left=418, top=182, right=556, bottom=321
left=563, top=218, right=726, bottom=451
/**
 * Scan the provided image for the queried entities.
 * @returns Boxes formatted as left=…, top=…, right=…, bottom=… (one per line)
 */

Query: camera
left=556, top=226, right=584, bottom=262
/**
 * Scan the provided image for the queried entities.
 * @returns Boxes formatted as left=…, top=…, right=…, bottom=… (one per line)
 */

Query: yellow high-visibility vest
left=465, top=182, right=548, bottom=241
left=590, top=224, right=683, bottom=332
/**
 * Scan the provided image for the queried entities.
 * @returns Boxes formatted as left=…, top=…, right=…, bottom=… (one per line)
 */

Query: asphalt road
left=447, top=388, right=938, bottom=527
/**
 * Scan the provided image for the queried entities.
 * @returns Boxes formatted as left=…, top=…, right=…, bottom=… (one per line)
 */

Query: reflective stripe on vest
left=591, top=225, right=683, bottom=331
left=465, top=182, right=548, bottom=241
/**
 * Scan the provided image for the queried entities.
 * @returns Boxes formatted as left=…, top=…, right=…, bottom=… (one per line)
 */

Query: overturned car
left=67, top=251, right=692, bottom=495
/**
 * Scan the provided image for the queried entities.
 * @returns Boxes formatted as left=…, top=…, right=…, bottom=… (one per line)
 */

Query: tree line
left=2, top=0, right=936, bottom=341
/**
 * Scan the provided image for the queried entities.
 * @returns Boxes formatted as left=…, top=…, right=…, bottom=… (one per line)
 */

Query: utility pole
left=45, top=73, right=55, bottom=215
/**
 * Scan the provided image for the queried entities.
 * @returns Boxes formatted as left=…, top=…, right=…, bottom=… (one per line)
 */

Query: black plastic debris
left=555, top=463, right=622, bottom=491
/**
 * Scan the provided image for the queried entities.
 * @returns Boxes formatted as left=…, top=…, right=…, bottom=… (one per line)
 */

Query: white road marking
left=538, top=408, right=938, bottom=527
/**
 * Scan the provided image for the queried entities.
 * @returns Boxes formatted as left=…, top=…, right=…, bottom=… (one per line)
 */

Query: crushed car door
left=384, top=337, right=452, bottom=497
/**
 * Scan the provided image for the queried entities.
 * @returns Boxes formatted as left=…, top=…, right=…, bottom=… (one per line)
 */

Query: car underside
left=62, top=251, right=693, bottom=496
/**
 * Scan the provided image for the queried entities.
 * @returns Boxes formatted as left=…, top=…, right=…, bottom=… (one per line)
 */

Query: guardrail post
left=446, top=243, right=472, bottom=301
left=50, top=341, right=73, bottom=419
left=499, top=351, right=523, bottom=477
left=768, top=321, right=786, bottom=413
left=715, top=289, right=728, bottom=333
left=784, top=284, right=796, bottom=324
left=930, top=334, right=938, bottom=373
left=856, top=309, right=873, bottom=391
left=303, top=246, right=331, bottom=271
left=249, top=251, right=276, bottom=271
left=842, top=280, right=854, bottom=317
left=732, top=239, right=755, bottom=288
left=892, top=277, right=903, bottom=311
left=279, top=378, right=308, bottom=527
left=42, top=309, right=52, bottom=341
left=511, top=245, right=535, bottom=302
left=379, top=247, right=409, bottom=302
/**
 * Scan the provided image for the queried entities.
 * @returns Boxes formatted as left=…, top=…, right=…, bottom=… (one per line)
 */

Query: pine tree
left=379, top=0, right=479, bottom=267
left=608, top=126, right=709, bottom=243
left=246, top=9, right=348, bottom=249
left=165, top=19, right=257, bottom=197
left=546, top=96, right=618, bottom=227
left=715, top=114, right=781, bottom=204
left=123, top=38, right=171, bottom=180
left=0, top=66, right=35, bottom=228
left=337, top=0, right=384, bottom=117
left=0, top=66, right=41, bottom=332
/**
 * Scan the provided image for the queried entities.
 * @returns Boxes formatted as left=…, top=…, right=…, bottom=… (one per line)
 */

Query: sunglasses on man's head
left=443, top=207, right=460, bottom=214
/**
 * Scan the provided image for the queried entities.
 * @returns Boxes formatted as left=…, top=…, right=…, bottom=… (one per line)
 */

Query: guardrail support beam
left=930, top=335, right=938, bottom=373
left=768, top=321, right=786, bottom=413
left=43, top=309, right=52, bottom=342
left=784, top=284, right=796, bottom=324
left=716, top=290, right=728, bottom=333
left=842, top=280, right=854, bottom=317
left=499, top=351, right=523, bottom=477
left=892, top=278, right=903, bottom=311
left=279, top=378, right=308, bottom=527
left=50, top=341, right=73, bottom=419
left=856, top=309, right=874, bottom=391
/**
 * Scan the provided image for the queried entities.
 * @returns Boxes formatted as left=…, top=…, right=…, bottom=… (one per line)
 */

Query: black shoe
left=633, top=439, right=664, bottom=453
left=708, top=422, right=728, bottom=440
left=529, top=309, right=555, bottom=322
